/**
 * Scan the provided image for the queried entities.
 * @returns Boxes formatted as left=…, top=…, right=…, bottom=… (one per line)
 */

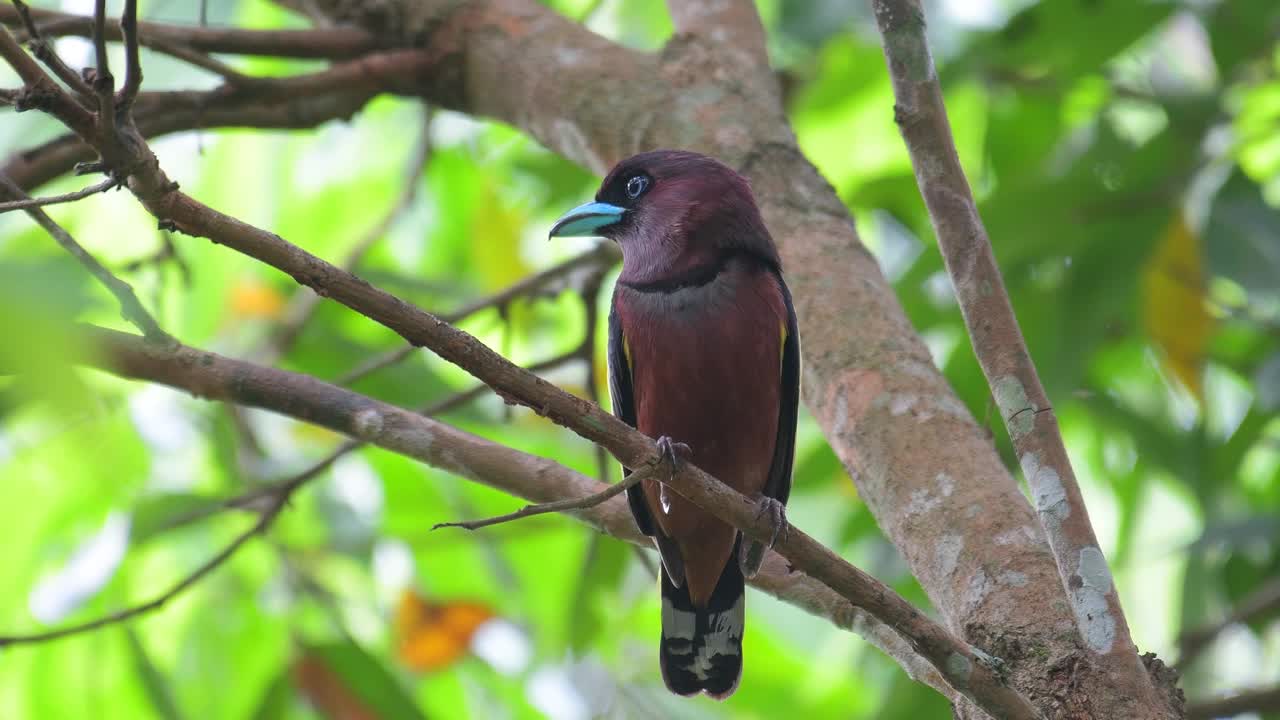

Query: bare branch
left=4, top=48, right=432, bottom=193
left=0, top=173, right=171, bottom=344
left=869, top=1, right=1164, bottom=712
left=0, top=489, right=289, bottom=647
left=0, top=176, right=116, bottom=213
left=119, top=0, right=141, bottom=109
left=0, top=25, right=94, bottom=136
left=434, top=466, right=649, bottom=532
left=1177, top=576, right=1280, bottom=669
left=91, top=0, right=115, bottom=138
left=10, top=0, right=94, bottom=104
left=1187, top=686, right=1280, bottom=720
left=0, top=5, right=380, bottom=58
left=262, top=105, right=434, bottom=364
left=72, top=326, right=1024, bottom=715
left=330, top=242, right=618, bottom=385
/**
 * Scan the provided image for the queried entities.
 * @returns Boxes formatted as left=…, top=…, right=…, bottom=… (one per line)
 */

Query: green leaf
left=249, top=668, right=294, bottom=720
left=567, top=535, right=629, bottom=652
left=946, top=0, right=1176, bottom=84
left=130, top=492, right=226, bottom=546
left=124, top=626, right=186, bottom=720
left=1205, top=170, right=1280, bottom=307
left=305, top=641, right=429, bottom=720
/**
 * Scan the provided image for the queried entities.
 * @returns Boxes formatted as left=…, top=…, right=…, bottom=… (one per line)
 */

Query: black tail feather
left=659, top=544, right=745, bottom=700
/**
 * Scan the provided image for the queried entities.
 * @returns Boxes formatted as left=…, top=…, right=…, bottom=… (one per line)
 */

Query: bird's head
left=550, top=150, right=779, bottom=285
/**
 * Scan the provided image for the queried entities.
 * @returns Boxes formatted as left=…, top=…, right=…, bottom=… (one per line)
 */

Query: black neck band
left=620, top=252, right=755, bottom=295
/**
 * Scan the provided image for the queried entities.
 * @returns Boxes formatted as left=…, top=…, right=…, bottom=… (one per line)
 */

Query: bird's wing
left=763, top=274, right=801, bottom=505
left=608, top=299, right=655, bottom=536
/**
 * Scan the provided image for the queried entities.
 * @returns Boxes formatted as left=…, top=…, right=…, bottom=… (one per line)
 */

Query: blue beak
left=549, top=201, right=625, bottom=238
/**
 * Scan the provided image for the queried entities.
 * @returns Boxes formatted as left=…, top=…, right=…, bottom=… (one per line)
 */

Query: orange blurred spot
left=229, top=279, right=286, bottom=319
left=292, top=651, right=377, bottom=720
left=395, top=589, right=495, bottom=672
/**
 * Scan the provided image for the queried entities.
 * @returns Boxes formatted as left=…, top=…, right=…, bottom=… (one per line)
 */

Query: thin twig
left=119, top=0, right=141, bottom=109
left=142, top=38, right=255, bottom=84
left=150, top=347, right=587, bottom=537
left=0, top=5, right=380, bottom=59
left=10, top=0, right=94, bottom=104
left=0, top=176, right=116, bottom=213
left=263, top=105, right=434, bottom=364
left=1187, top=686, right=1280, bottom=720
left=0, top=173, right=171, bottom=344
left=1177, top=576, right=1280, bottom=669
left=331, top=243, right=618, bottom=385
left=75, top=326, right=1032, bottom=719
left=0, top=492, right=289, bottom=647
left=872, top=0, right=1152, bottom=709
left=434, top=465, right=650, bottom=531
left=91, top=0, right=115, bottom=138
left=0, top=24, right=95, bottom=135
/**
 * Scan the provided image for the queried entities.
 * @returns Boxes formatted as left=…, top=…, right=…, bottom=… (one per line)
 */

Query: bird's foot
left=754, top=495, right=789, bottom=549
left=655, top=436, right=691, bottom=515
left=739, top=495, right=789, bottom=579
left=655, top=436, right=692, bottom=481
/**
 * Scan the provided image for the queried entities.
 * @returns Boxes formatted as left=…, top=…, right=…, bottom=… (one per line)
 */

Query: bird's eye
left=625, top=175, right=649, bottom=200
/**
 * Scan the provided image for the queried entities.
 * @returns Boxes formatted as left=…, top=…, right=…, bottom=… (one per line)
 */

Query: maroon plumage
left=551, top=150, right=800, bottom=699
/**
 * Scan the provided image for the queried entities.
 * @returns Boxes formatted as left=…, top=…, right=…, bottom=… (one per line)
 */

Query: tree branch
left=0, top=5, right=380, bottom=58
left=4, top=49, right=431, bottom=193
left=329, top=242, right=617, bottom=385
left=68, top=326, right=1031, bottom=715
left=261, top=104, right=434, bottom=365
left=433, top=466, right=649, bottom=532
left=1187, top=686, right=1280, bottom=720
left=9, top=0, right=95, bottom=104
left=665, top=0, right=770, bottom=72
left=0, top=173, right=171, bottom=344
left=0, top=176, right=116, bottom=213
left=870, top=1, right=1164, bottom=714
left=0, top=487, right=290, bottom=648
left=1177, top=576, right=1280, bottom=669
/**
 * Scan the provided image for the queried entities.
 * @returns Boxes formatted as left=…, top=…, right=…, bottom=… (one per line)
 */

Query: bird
left=549, top=150, right=800, bottom=699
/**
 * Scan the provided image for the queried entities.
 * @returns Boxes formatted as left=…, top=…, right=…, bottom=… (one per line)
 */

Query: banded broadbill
left=550, top=150, right=800, bottom=699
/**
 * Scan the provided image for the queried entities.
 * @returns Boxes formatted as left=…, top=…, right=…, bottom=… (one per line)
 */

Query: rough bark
left=80, top=326, right=998, bottom=711
left=317, top=0, right=1129, bottom=715
left=0, top=0, right=1184, bottom=716
left=871, top=1, right=1179, bottom=717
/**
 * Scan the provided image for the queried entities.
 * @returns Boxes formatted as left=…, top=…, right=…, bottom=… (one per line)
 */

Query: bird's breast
left=613, top=261, right=786, bottom=590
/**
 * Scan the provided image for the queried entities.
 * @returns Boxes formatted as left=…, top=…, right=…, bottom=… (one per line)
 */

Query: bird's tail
left=659, top=543, right=745, bottom=700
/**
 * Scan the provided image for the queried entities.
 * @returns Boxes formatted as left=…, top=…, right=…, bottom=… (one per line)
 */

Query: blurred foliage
left=1, top=0, right=1278, bottom=718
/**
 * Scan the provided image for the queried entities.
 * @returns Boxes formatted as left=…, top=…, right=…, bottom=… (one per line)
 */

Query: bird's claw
left=754, top=495, right=789, bottom=550
left=739, top=495, right=789, bottom=579
left=655, top=436, right=692, bottom=482
left=655, top=436, right=691, bottom=516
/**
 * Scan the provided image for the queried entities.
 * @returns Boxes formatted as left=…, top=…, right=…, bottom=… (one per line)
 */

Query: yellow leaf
left=229, top=278, right=286, bottom=320
left=470, top=181, right=531, bottom=291
left=1142, top=212, right=1214, bottom=401
left=394, top=589, right=495, bottom=672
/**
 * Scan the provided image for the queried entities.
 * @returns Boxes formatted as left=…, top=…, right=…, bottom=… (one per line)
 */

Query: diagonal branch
left=0, top=487, right=290, bottom=647
left=1187, top=686, right=1280, bottom=720
left=1177, top=576, right=1280, bottom=669
left=871, top=0, right=1160, bottom=711
left=433, top=466, right=649, bottom=532
left=261, top=104, right=434, bottom=365
left=66, top=326, right=1031, bottom=715
left=9, top=0, right=94, bottom=104
left=0, top=173, right=171, bottom=344
left=0, top=176, right=116, bottom=213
